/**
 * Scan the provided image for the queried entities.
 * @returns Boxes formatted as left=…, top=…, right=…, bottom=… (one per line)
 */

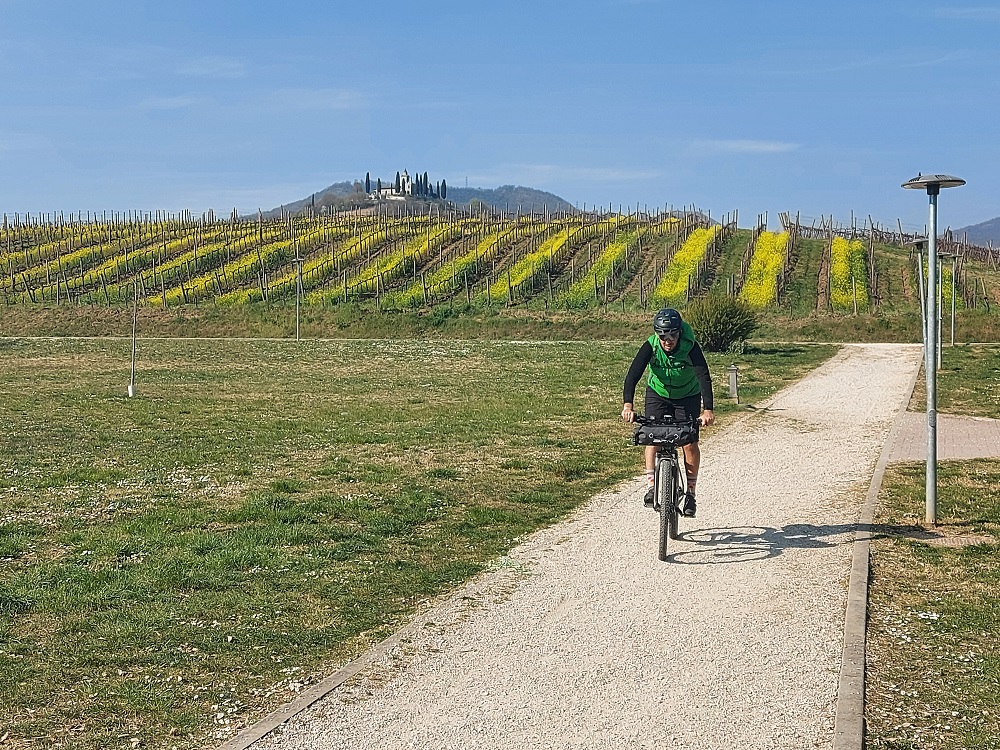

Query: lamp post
left=902, top=173, right=965, bottom=525
left=908, top=237, right=929, bottom=356
left=937, top=251, right=959, bottom=352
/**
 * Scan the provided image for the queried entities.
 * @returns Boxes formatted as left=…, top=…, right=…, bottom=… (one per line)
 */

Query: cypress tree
left=441, top=178, right=447, bottom=200
left=365, top=172, right=370, bottom=193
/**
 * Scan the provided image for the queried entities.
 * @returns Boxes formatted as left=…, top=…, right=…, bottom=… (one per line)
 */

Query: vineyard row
left=1, top=208, right=997, bottom=313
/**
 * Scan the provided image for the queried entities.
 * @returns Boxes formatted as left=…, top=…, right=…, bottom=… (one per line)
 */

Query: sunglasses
left=657, top=330, right=680, bottom=341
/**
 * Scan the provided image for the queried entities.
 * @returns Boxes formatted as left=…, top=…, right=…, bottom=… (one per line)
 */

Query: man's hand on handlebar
left=621, top=403, right=636, bottom=423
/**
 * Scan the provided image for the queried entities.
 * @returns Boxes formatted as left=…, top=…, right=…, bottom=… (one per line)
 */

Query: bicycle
left=632, top=414, right=701, bottom=561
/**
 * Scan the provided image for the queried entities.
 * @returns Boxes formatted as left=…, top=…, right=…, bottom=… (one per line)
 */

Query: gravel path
left=252, top=343, right=922, bottom=750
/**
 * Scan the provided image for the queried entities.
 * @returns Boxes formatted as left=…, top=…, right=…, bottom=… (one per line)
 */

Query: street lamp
left=937, top=251, right=959, bottom=354
left=907, top=237, right=929, bottom=356
left=902, top=173, right=965, bottom=525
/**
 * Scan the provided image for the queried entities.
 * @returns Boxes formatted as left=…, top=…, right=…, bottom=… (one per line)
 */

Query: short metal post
left=728, top=364, right=739, bottom=403
left=128, top=281, right=138, bottom=398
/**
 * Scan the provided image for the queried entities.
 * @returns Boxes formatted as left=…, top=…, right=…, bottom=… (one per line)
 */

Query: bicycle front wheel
left=656, top=457, right=676, bottom=561
left=667, top=458, right=680, bottom=541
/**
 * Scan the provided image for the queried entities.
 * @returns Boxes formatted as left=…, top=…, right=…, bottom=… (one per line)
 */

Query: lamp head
left=902, top=173, right=966, bottom=195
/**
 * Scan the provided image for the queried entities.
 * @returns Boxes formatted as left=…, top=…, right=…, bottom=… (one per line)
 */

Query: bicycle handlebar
left=633, top=414, right=704, bottom=427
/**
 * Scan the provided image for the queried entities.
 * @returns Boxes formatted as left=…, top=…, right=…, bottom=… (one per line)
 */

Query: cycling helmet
left=652, top=308, right=683, bottom=335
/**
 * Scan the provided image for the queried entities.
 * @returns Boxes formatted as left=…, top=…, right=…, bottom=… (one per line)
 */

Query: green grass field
left=0, top=337, right=837, bottom=749
left=867, top=344, right=1000, bottom=750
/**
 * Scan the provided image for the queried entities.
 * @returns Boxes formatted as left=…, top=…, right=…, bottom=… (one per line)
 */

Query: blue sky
left=1, top=0, right=997, bottom=231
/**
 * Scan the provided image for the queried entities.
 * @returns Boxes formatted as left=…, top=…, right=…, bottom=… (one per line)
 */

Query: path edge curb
left=832, top=358, right=921, bottom=750
left=211, top=569, right=505, bottom=750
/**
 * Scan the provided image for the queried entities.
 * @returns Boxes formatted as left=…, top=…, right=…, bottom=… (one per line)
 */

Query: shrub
left=684, top=294, right=758, bottom=352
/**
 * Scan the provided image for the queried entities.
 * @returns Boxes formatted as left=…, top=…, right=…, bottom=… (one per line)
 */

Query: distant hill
left=955, top=216, right=1000, bottom=246
left=259, top=181, right=363, bottom=218
left=445, top=185, right=575, bottom=213
left=257, top=181, right=576, bottom=218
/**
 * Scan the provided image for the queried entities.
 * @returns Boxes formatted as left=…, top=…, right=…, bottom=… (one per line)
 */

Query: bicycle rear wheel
left=656, top=456, right=676, bottom=561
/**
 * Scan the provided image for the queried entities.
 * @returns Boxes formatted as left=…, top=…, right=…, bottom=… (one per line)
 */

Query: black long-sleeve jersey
left=622, top=340, right=714, bottom=410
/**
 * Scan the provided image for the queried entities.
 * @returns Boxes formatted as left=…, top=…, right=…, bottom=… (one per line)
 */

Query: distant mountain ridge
left=259, top=181, right=575, bottom=217
left=955, top=216, right=1000, bottom=246
left=444, top=185, right=575, bottom=213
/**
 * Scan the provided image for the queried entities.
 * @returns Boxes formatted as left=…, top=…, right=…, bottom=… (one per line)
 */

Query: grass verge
left=4, top=301, right=1000, bottom=345
left=867, top=460, right=1000, bottom=750
left=0, top=338, right=836, bottom=749
left=909, top=343, right=1000, bottom=418
left=867, top=343, right=1000, bottom=749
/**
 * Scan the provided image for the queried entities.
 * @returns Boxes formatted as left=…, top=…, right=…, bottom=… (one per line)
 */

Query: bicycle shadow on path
left=665, top=522, right=927, bottom=565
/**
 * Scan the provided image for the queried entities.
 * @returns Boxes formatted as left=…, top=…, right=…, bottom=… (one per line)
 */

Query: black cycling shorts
left=644, top=387, right=701, bottom=427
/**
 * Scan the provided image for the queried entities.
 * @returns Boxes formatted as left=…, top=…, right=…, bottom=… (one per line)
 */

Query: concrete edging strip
left=215, top=624, right=416, bottom=750
left=214, top=638, right=401, bottom=750
left=832, top=362, right=921, bottom=749
left=215, top=574, right=502, bottom=750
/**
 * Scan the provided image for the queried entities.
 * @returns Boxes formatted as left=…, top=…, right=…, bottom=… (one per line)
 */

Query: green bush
left=685, top=294, right=758, bottom=352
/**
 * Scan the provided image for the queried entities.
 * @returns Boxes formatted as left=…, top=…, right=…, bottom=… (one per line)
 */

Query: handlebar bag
left=632, top=422, right=699, bottom=447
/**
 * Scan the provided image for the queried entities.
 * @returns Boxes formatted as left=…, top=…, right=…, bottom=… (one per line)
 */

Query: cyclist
left=621, top=307, right=715, bottom=517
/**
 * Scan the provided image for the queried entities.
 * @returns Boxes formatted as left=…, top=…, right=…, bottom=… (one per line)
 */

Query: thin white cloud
left=933, top=6, right=1000, bottom=21
left=0, top=130, right=48, bottom=152
left=262, top=88, right=369, bottom=111
left=693, top=139, right=800, bottom=154
left=471, top=164, right=664, bottom=185
left=139, top=96, right=201, bottom=110
left=177, top=56, right=247, bottom=79
left=900, top=50, right=974, bottom=68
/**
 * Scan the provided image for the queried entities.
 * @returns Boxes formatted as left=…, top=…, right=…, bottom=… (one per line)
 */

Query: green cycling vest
left=646, top=321, right=700, bottom=399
